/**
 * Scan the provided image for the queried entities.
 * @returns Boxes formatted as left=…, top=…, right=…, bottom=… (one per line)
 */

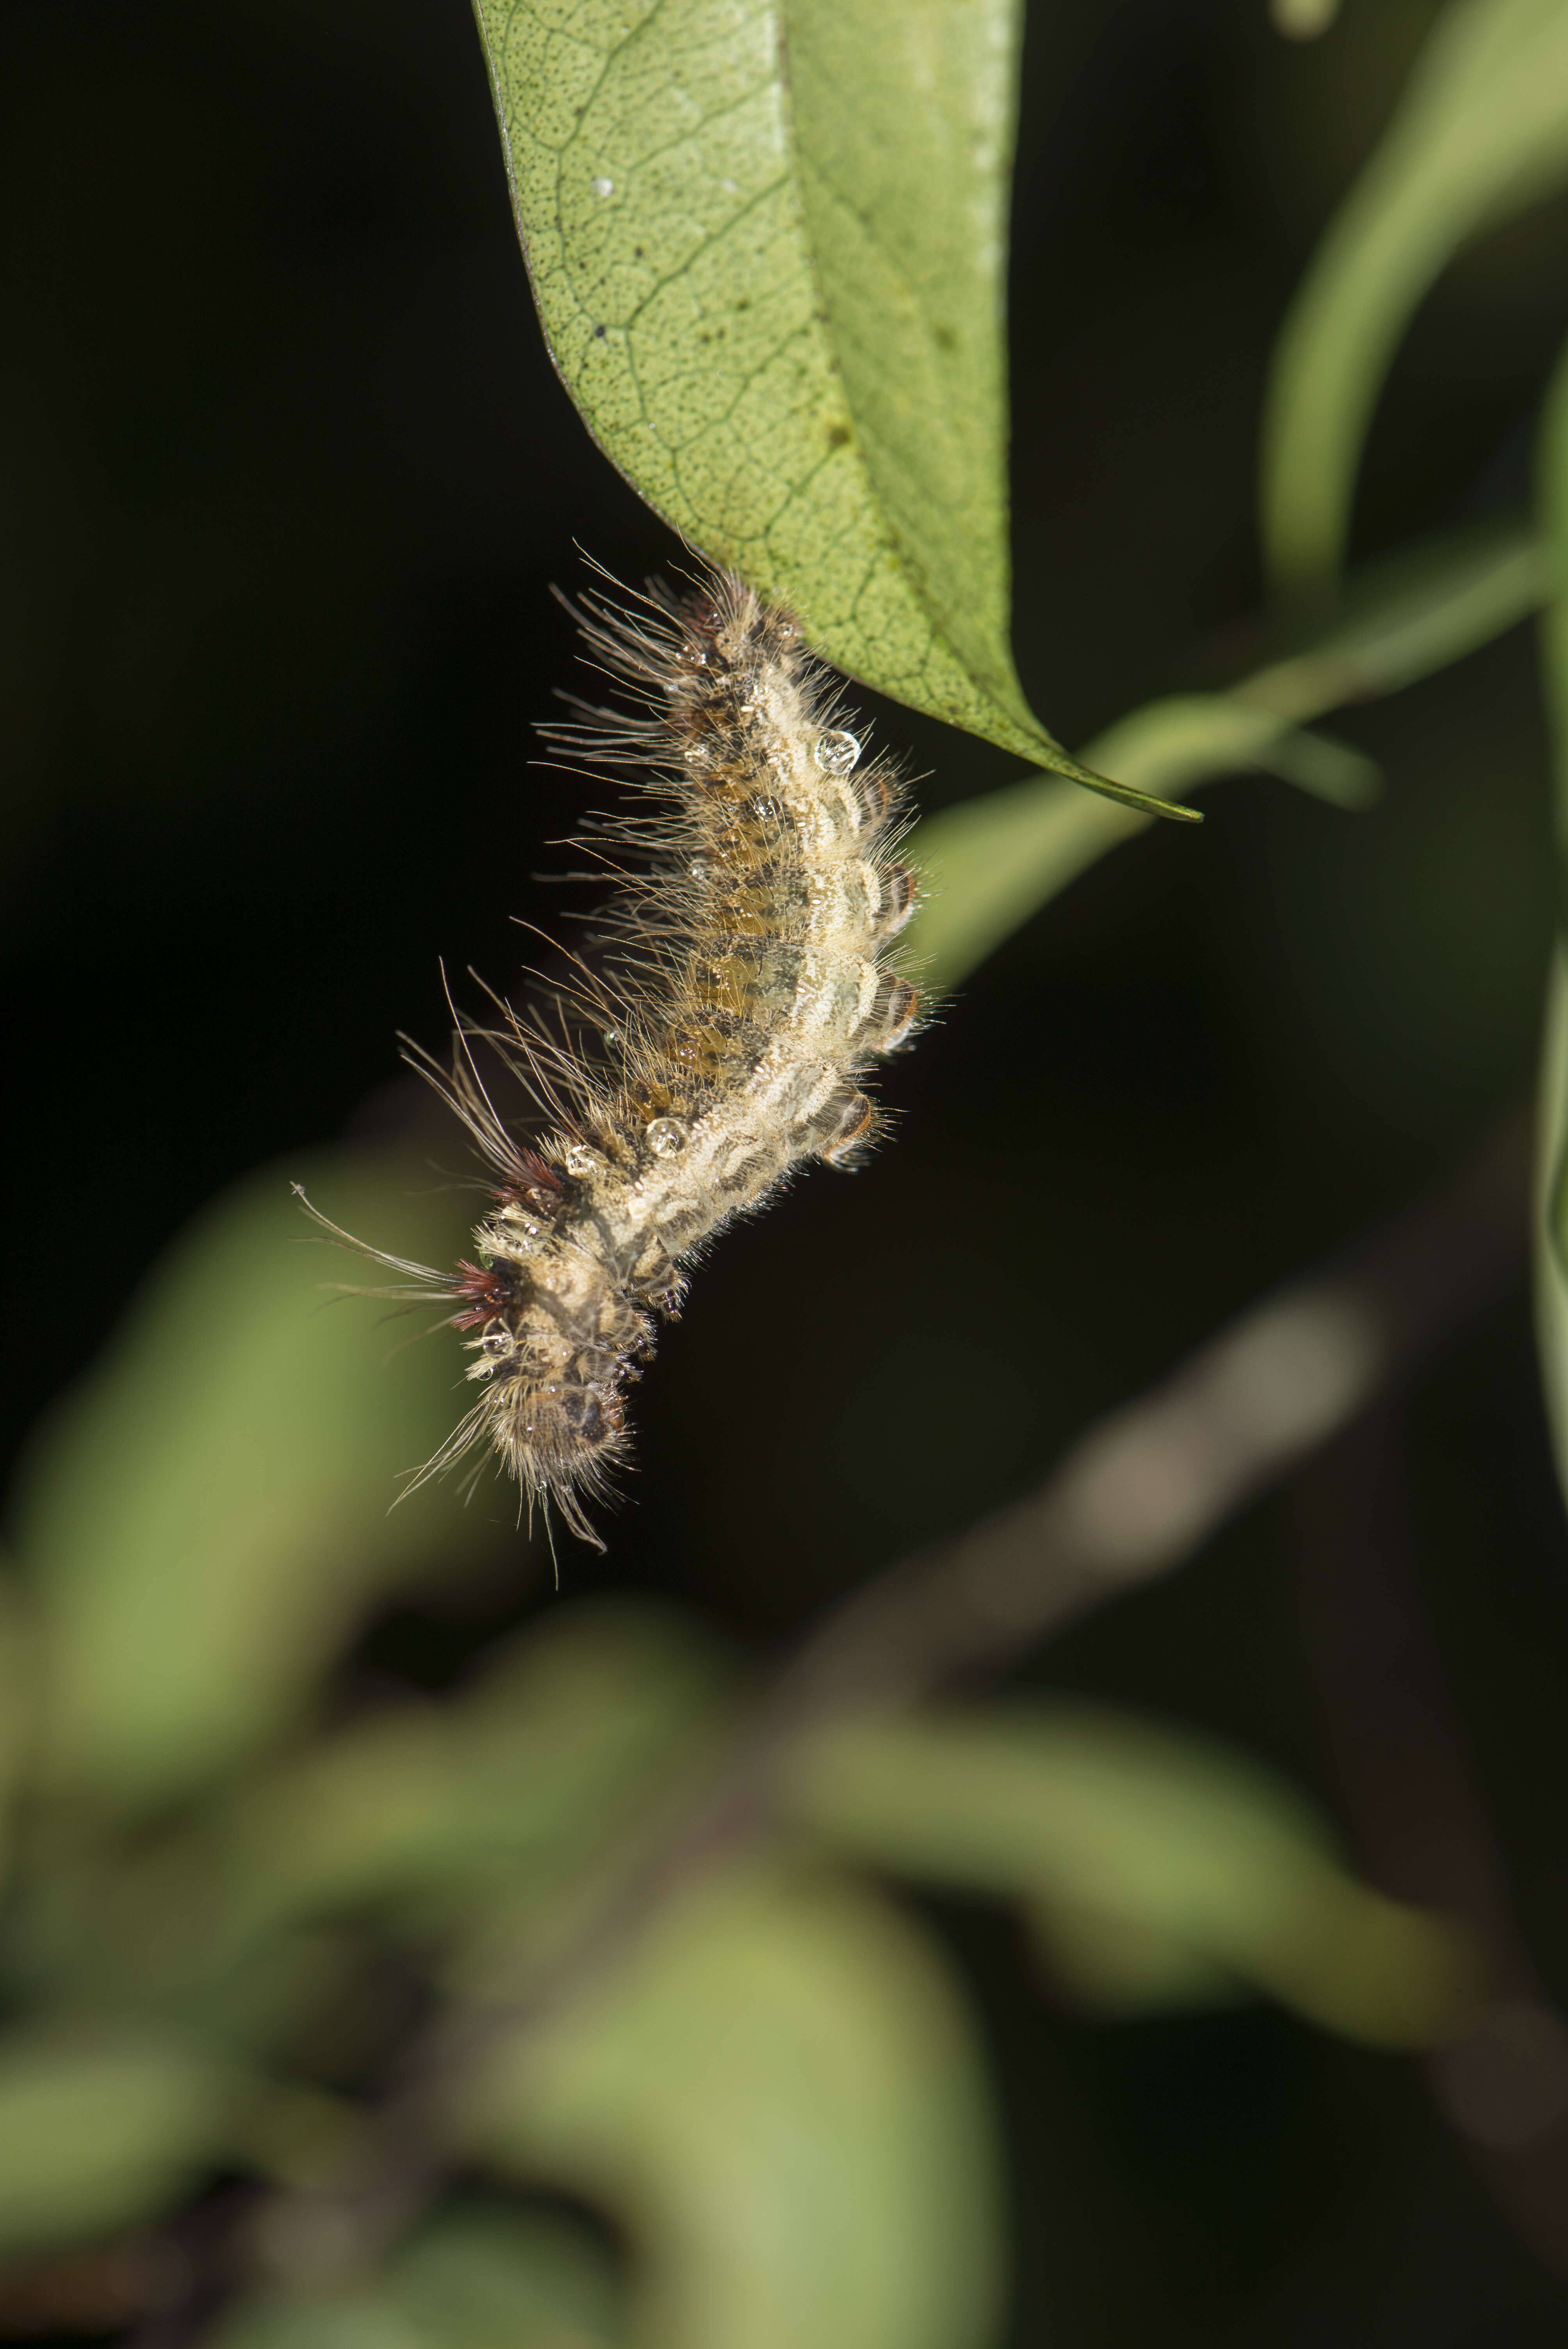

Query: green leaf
left=0, top=1569, right=36, bottom=1895
left=1541, top=337, right=1568, bottom=913
left=0, top=2031, right=235, bottom=2254
left=7, top=1154, right=494, bottom=1817
left=1239, top=516, right=1548, bottom=715
left=1270, top=0, right=1343, bottom=34
left=216, top=1606, right=729, bottom=1947
left=908, top=516, right=1548, bottom=989
left=3, top=1609, right=729, bottom=2070
left=1532, top=336, right=1568, bottom=1503
left=209, top=2206, right=624, bottom=2349
left=786, top=1705, right=1468, bottom=2044
left=2, top=1854, right=365, bottom=2069
left=471, top=0, right=1188, bottom=819
left=459, top=1868, right=1001, bottom=2349
left=1260, top=0, right=1568, bottom=594
left=1534, top=952, right=1568, bottom=1513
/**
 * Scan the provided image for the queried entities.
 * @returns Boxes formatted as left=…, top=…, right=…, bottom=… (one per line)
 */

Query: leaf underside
left=472, top=0, right=1197, bottom=821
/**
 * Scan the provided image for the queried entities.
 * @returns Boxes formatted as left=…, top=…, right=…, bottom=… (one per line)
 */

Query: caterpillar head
left=452, top=1243, right=650, bottom=1545
left=475, top=1361, right=629, bottom=1545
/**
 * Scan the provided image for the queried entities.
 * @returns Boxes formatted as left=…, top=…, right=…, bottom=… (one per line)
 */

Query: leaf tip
left=1062, top=757, right=1206, bottom=825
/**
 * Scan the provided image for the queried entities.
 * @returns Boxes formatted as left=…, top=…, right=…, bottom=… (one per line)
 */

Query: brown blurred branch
left=249, top=1109, right=1532, bottom=2282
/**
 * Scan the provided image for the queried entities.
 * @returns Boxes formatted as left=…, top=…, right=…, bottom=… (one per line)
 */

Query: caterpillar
left=310, top=563, right=921, bottom=1547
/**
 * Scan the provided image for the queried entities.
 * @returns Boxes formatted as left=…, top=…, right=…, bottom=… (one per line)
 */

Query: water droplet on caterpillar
left=564, top=1141, right=604, bottom=1176
left=645, top=1116, right=688, bottom=1158
left=814, top=729, right=861, bottom=776
left=496, top=1206, right=545, bottom=1254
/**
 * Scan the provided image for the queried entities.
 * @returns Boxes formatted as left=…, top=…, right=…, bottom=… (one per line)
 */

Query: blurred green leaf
left=0, top=1609, right=729, bottom=2078
left=1533, top=338, right=1568, bottom=1502
left=471, top=0, right=1187, bottom=818
left=1238, top=516, right=1547, bottom=714
left=1260, top=0, right=1568, bottom=593
left=1541, top=337, right=1568, bottom=916
left=211, top=2206, right=623, bottom=2349
left=0, top=1843, right=363, bottom=2066
left=1270, top=0, right=1343, bottom=34
left=460, top=1867, right=1001, bottom=2349
left=786, top=1704, right=1467, bottom=2044
left=0, top=1568, right=36, bottom=1895
left=1025, top=1899, right=1238, bottom=2014
left=217, top=1605, right=730, bottom=1948
left=1535, top=952, right=1568, bottom=1512
left=909, top=516, right=1547, bottom=988
left=7, top=1155, right=497, bottom=1817
left=0, top=2031, right=235, bottom=2254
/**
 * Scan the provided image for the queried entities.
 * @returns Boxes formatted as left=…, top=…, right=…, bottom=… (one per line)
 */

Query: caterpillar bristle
left=319, top=560, right=924, bottom=1545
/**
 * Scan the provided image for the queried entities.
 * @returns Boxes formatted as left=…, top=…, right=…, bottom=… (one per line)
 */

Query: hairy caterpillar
left=311, top=565, right=920, bottom=1546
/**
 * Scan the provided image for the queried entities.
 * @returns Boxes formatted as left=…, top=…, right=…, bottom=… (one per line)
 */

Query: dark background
left=4, top=0, right=1568, bottom=2339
